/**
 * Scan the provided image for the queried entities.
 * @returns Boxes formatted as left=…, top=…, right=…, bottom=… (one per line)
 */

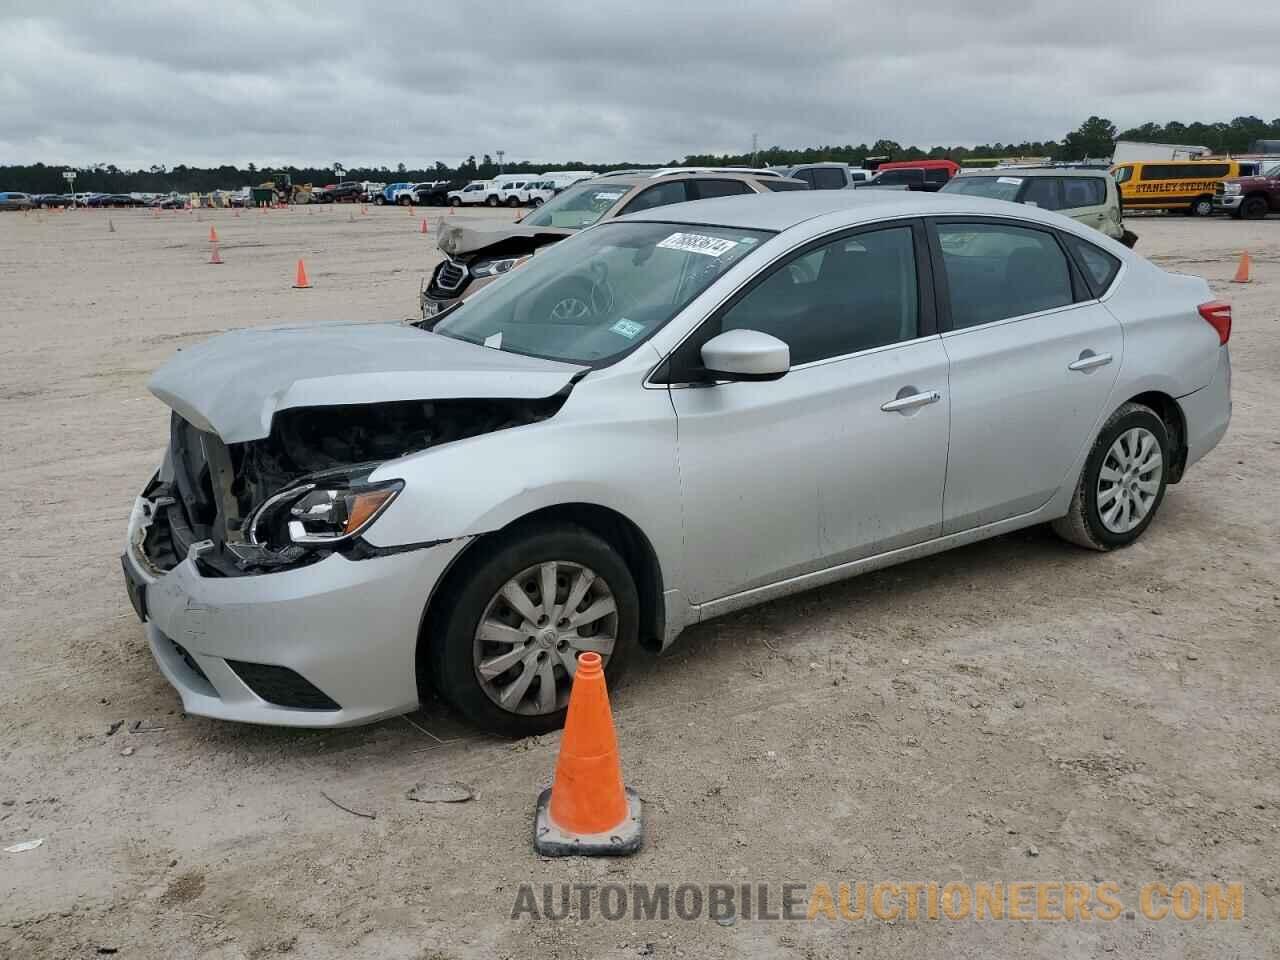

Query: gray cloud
left=2, top=0, right=1277, bottom=168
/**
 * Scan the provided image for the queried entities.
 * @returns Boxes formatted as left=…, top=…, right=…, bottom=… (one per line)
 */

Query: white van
left=541, top=171, right=597, bottom=191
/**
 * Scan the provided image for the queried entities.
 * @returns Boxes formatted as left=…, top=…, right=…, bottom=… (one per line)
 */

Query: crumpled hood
left=437, top=222, right=573, bottom=258
left=148, top=320, right=586, bottom=443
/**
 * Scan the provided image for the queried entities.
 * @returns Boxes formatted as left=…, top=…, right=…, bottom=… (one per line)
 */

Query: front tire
left=486, top=195, right=499, bottom=207
left=1189, top=196, right=1213, bottom=217
left=425, top=524, right=639, bottom=737
left=1052, top=402, right=1169, bottom=551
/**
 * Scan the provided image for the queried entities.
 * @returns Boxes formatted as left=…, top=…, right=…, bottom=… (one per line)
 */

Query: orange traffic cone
left=234, top=208, right=240, bottom=218
left=420, top=217, right=428, bottom=234
left=534, top=651, right=643, bottom=857
left=208, top=226, right=218, bottom=243
left=293, top=258, right=311, bottom=288
left=108, top=218, right=116, bottom=233
left=209, top=242, right=223, bottom=264
left=449, top=204, right=455, bottom=216
left=514, top=207, right=521, bottom=222
left=1232, top=251, right=1252, bottom=284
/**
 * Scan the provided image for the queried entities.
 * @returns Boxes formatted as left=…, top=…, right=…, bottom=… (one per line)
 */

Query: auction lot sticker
left=658, top=233, right=740, bottom=257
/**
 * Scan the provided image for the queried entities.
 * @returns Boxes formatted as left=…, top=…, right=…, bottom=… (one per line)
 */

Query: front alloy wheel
left=425, top=523, right=638, bottom=737
left=474, top=561, right=618, bottom=716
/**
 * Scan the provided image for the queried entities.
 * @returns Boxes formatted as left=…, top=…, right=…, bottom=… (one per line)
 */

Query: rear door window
left=691, top=179, right=753, bottom=200
left=935, top=222, right=1075, bottom=329
left=1021, top=178, right=1062, bottom=210
left=811, top=167, right=848, bottom=190
left=1060, top=177, right=1106, bottom=209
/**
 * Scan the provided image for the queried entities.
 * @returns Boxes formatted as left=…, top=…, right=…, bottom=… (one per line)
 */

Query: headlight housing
left=248, top=477, right=403, bottom=548
left=1222, top=182, right=1242, bottom=194
left=470, top=255, right=530, bottom=278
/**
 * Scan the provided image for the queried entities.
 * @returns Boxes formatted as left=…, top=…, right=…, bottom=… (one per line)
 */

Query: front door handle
left=1068, top=351, right=1113, bottom=373
left=881, top=390, right=942, bottom=413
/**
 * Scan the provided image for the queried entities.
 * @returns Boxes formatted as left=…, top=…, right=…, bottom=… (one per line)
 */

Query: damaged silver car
left=124, top=191, right=1231, bottom=736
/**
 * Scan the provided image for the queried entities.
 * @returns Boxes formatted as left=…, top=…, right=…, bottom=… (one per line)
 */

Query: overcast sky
left=2, top=1, right=1277, bottom=169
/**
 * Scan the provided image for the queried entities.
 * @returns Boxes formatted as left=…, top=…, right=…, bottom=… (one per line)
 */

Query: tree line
left=4, top=116, right=1277, bottom=195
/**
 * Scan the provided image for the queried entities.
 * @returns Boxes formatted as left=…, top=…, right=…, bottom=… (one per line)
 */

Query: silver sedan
left=123, top=191, right=1231, bottom=736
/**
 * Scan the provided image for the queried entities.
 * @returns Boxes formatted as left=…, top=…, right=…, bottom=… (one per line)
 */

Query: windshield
left=432, top=221, right=771, bottom=364
left=520, top=182, right=629, bottom=229
left=941, top=175, right=1025, bottom=201
left=1265, top=164, right=1280, bottom=178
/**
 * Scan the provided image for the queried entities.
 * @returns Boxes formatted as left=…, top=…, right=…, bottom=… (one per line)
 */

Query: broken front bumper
left=123, top=494, right=471, bottom=727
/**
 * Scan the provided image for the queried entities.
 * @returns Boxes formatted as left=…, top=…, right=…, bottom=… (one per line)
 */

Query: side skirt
left=693, top=505, right=1056, bottom=625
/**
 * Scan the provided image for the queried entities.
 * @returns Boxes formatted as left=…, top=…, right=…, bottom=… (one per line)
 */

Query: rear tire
left=424, top=524, right=639, bottom=738
left=1052, top=403, right=1169, bottom=551
left=486, top=195, right=499, bottom=207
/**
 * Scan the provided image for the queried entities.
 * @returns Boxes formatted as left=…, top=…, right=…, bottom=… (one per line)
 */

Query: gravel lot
left=1, top=204, right=1277, bottom=959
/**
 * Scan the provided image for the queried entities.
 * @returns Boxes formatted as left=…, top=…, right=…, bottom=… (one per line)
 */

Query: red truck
left=1214, top=161, right=1280, bottom=219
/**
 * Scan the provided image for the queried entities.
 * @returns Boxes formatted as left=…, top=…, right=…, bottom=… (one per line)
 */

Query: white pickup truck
left=446, top=180, right=500, bottom=207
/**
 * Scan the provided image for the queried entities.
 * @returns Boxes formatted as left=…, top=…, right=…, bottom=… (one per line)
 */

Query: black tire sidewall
left=1080, top=408, right=1170, bottom=548
left=1242, top=197, right=1268, bottom=220
left=429, top=525, right=640, bottom=738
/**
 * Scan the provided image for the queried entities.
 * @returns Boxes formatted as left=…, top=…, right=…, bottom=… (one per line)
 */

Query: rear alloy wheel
left=1189, top=196, right=1214, bottom=217
left=427, top=524, right=638, bottom=737
left=1241, top=196, right=1269, bottom=220
left=487, top=195, right=499, bottom=207
left=1052, top=402, right=1169, bottom=551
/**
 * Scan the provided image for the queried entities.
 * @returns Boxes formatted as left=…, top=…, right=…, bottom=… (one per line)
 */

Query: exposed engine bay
left=142, top=395, right=565, bottom=576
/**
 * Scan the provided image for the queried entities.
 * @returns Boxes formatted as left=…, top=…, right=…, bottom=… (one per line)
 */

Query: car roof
left=579, top=171, right=800, bottom=190
left=958, top=167, right=1111, bottom=179
left=612, top=189, right=1086, bottom=233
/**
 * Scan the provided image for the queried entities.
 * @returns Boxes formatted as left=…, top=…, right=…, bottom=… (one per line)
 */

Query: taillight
left=1198, top=300, right=1231, bottom=345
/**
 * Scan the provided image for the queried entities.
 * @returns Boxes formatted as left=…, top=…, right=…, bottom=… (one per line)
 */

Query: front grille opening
left=436, top=260, right=466, bottom=290
left=226, top=660, right=340, bottom=711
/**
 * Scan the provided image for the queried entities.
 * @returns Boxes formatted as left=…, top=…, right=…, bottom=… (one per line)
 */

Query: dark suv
left=858, top=167, right=950, bottom=192
left=1214, top=163, right=1280, bottom=220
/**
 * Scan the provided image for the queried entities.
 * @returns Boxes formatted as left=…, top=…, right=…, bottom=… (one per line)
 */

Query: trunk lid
left=148, top=321, right=585, bottom=443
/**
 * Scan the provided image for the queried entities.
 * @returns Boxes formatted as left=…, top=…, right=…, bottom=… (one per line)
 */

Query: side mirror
left=700, top=329, right=790, bottom=382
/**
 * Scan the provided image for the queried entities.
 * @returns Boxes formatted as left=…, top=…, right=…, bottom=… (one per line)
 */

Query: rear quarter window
left=1061, top=233, right=1122, bottom=296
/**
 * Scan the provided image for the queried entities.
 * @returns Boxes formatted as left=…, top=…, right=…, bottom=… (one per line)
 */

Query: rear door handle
left=1068, top=351, right=1113, bottom=373
left=880, top=390, right=941, bottom=413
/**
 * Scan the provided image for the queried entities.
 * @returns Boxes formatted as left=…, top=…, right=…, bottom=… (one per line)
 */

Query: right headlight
left=1222, top=183, right=1242, bottom=194
left=471, top=255, right=530, bottom=278
left=248, top=477, right=403, bottom=547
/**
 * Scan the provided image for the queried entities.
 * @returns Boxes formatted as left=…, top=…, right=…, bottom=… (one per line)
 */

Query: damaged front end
left=140, top=396, right=564, bottom=577
left=423, top=223, right=572, bottom=318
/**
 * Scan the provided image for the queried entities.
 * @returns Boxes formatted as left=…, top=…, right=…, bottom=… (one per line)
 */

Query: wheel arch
left=1125, top=390, right=1188, bottom=482
left=417, top=502, right=667, bottom=686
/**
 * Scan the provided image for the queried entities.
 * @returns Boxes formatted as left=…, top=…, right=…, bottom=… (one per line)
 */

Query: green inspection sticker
left=610, top=318, right=645, bottom=339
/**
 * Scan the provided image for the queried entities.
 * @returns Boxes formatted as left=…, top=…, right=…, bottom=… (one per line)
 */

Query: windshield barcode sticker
left=594, top=192, right=625, bottom=200
left=657, top=233, right=740, bottom=257
left=610, top=318, right=644, bottom=339
left=997, top=176, right=1024, bottom=185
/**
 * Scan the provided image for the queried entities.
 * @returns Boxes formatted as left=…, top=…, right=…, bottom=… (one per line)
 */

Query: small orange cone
left=209, top=242, right=223, bottom=264
left=534, top=651, right=643, bottom=856
left=420, top=217, right=428, bottom=234
left=108, top=218, right=116, bottom=233
left=234, top=208, right=240, bottom=218
left=514, top=207, right=521, bottom=222
left=293, top=258, right=311, bottom=289
left=1232, top=251, right=1252, bottom=284
left=208, top=226, right=218, bottom=243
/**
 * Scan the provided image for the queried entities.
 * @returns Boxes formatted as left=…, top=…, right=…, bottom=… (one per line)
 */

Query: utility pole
left=751, top=133, right=759, bottom=168
left=496, top=150, right=505, bottom=174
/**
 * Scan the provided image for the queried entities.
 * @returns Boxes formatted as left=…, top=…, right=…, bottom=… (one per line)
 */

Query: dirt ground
left=1, top=203, right=1277, bottom=960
